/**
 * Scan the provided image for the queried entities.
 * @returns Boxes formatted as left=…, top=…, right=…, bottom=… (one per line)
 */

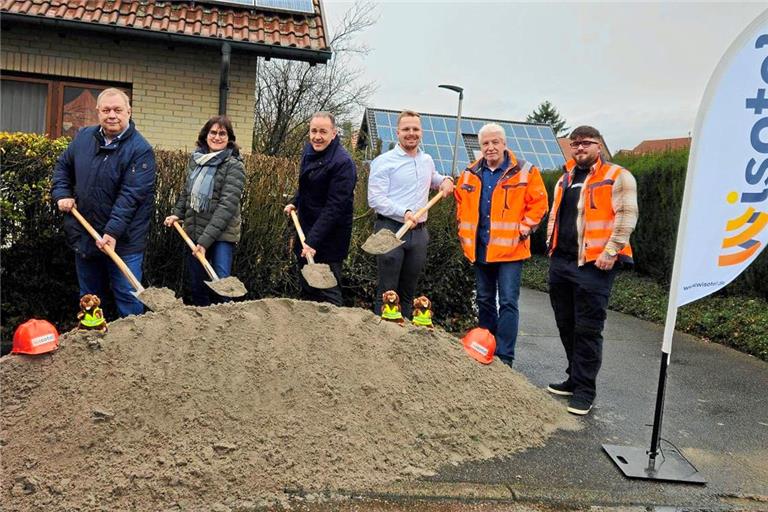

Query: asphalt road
left=423, top=287, right=768, bottom=511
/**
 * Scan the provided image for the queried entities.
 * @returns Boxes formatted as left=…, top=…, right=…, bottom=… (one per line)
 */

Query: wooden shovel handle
left=395, top=191, right=446, bottom=239
left=172, top=221, right=219, bottom=281
left=70, top=207, right=145, bottom=293
left=289, top=210, right=316, bottom=265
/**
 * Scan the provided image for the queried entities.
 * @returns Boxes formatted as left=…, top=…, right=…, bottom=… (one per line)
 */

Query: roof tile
left=2, top=0, right=328, bottom=52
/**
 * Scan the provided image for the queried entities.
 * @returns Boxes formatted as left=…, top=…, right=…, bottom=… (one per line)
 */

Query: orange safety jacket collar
left=456, top=149, right=548, bottom=263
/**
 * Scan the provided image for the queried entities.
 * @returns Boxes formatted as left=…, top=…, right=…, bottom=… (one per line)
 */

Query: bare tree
left=252, top=1, right=377, bottom=156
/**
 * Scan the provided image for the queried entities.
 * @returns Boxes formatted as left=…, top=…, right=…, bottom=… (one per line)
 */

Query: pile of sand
left=1, top=299, right=577, bottom=511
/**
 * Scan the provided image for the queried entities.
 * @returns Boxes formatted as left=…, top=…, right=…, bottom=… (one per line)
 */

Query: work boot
left=497, top=355, right=514, bottom=368
left=567, top=395, right=593, bottom=416
left=546, top=380, right=574, bottom=396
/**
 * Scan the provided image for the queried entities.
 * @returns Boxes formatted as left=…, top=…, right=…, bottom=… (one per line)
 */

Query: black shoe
left=498, top=355, right=514, bottom=368
left=546, top=380, right=574, bottom=396
left=567, top=396, right=593, bottom=415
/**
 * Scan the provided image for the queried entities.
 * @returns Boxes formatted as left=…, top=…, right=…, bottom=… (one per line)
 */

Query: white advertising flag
left=675, top=10, right=768, bottom=307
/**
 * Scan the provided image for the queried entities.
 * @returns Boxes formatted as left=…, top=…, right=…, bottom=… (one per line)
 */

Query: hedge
left=1, top=134, right=765, bottom=358
left=0, top=133, right=475, bottom=353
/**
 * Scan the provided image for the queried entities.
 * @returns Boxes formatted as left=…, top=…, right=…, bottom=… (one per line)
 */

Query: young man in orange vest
left=546, top=126, right=638, bottom=415
left=455, top=123, right=548, bottom=368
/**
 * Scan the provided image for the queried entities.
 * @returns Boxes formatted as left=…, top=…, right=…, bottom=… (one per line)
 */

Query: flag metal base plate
left=602, top=444, right=706, bottom=484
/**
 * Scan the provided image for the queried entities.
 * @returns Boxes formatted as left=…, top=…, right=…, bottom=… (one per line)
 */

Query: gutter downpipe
left=219, top=42, right=231, bottom=115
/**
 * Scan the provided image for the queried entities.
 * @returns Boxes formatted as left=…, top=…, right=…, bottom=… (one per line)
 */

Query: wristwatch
left=606, top=247, right=618, bottom=257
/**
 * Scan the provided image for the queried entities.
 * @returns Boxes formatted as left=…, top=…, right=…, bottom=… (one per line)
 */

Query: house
left=357, top=107, right=567, bottom=175
left=627, top=137, right=692, bottom=155
left=0, top=0, right=331, bottom=151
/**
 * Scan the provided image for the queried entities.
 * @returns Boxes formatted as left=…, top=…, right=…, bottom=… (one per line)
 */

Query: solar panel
left=199, top=0, right=315, bottom=15
left=365, top=108, right=566, bottom=174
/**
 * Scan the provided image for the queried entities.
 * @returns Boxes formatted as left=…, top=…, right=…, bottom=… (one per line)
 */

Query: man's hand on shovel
left=57, top=198, right=76, bottom=213
left=439, top=177, right=455, bottom=197
left=96, top=234, right=116, bottom=252
left=300, top=244, right=316, bottom=259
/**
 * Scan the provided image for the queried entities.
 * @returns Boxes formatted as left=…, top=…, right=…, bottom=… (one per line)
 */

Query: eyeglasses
left=208, top=130, right=228, bottom=138
left=569, top=140, right=600, bottom=149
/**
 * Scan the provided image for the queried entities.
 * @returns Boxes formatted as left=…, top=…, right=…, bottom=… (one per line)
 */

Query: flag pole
left=603, top=8, right=768, bottom=484
left=601, top=132, right=705, bottom=484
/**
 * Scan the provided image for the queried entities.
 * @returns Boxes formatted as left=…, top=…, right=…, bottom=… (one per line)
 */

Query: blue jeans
left=76, top=251, right=145, bottom=317
left=187, top=241, right=234, bottom=306
left=474, top=260, right=523, bottom=360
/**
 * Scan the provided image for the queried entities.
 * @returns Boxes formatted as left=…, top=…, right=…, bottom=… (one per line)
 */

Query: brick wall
left=1, top=27, right=257, bottom=151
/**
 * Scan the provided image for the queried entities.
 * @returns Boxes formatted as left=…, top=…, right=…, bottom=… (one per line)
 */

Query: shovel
left=171, top=221, right=247, bottom=298
left=362, top=191, right=446, bottom=255
left=289, top=210, right=338, bottom=289
left=70, top=207, right=162, bottom=310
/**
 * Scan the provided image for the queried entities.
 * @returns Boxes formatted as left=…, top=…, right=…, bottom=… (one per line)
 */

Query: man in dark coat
left=52, top=88, right=156, bottom=316
left=284, top=112, right=357, bottom=306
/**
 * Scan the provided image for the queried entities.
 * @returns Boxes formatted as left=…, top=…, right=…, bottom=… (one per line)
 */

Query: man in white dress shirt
left=368, top=110, right=455, bottom=319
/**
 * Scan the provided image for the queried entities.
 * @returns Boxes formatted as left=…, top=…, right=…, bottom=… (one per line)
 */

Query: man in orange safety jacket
left=545, top=125, right=638, bottom=416
left=455, top=123, right=548, bottom=368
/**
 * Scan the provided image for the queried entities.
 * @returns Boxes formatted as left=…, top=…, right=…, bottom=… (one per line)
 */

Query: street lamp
left=438, top=84, right=464, bottom=176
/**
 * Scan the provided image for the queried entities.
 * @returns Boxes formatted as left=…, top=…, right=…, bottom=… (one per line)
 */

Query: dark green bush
left=612, top=149, right=767, bottom=298
left=1, top=134, right=764, bottom=359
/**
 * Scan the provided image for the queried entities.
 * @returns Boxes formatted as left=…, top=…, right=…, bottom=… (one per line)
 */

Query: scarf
left=188, top=148, right=232, bottom=213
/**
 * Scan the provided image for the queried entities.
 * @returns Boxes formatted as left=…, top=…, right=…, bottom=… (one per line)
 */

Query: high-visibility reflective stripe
left=519, top=161, right=532, bottom=182
left=523, top=216, right=537, bottom=226
left=587, top=178, right=615, bottom=189
left=605, top=165, right=621, bottom=181
left=585, top=220, right=614, bottom=230
left=458, top=222, right=476, bottom=231
left=491, top=221, right=520, bottom=230
left=489, top=237, right=519, bottom=247
left=460, top=237, right=474, bottom=246
left=587, top=237, right=610, bottom=247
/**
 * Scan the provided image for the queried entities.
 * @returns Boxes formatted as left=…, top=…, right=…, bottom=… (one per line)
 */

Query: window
left=0, top=74, right=130, bottom=138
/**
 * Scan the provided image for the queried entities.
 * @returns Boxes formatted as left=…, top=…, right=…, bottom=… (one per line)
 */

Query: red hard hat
left=461, top=327, right=496, bottom=365
left=12, top=319, right=59, bottom=355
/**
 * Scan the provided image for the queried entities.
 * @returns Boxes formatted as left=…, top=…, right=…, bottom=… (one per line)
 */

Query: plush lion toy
left=412, top=295, right=434, bottom=329
left=77, top=294, right=108, bottom=333
left=381, top=290, right=404, bottom=324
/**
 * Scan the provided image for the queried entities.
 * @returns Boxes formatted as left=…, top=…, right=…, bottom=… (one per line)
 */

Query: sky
left=321, top=1, right=766, bottom=152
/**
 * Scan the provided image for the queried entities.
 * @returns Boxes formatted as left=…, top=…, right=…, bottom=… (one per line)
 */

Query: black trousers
left=548, top=255, right=617, bottom=402
left=372, top=217, right=429, bottom=319
left=298, top=260, right=343, bottom=307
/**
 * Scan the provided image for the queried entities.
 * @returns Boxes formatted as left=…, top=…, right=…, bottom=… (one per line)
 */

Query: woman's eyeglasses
left=208, top=130, right=229, bottom=138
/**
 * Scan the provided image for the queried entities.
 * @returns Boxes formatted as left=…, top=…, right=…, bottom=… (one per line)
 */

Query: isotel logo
left=720, top=33, right=768, bottom=267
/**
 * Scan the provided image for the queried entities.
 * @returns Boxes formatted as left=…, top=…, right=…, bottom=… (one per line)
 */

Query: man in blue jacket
left=284, top=112, right=357, bottom=306
left=52, top=88, right=156, bottom=317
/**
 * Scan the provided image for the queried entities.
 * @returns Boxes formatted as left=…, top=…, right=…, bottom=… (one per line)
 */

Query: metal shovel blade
left=204, top=276, right=248, bottom=298
left=301, top=263, right=338, bottom=289
left=361, top=228, right=404, bottom=255
left=134, top=287, right=181, bottom=312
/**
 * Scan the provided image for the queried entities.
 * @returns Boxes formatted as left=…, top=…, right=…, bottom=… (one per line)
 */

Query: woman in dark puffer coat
left=164, top=115, right=246, bottom=306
